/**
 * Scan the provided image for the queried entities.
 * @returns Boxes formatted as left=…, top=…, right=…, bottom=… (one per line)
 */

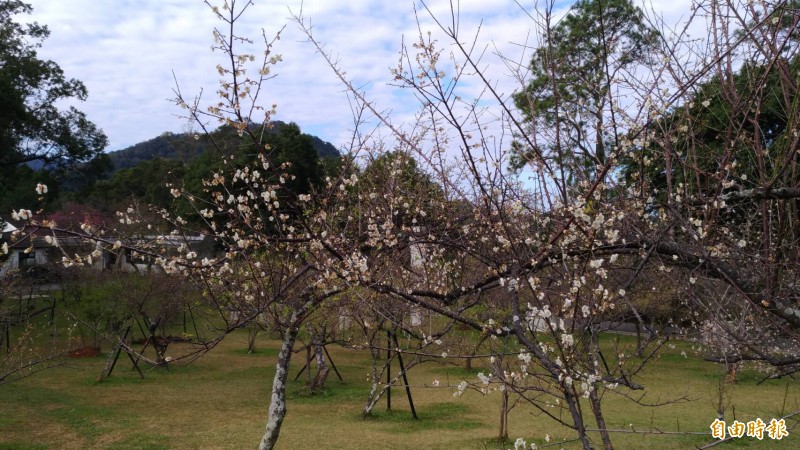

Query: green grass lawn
left=0, top=331, right=797, bottom=449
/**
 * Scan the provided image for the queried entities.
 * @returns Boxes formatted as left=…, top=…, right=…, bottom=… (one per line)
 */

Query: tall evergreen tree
left=512, top=0, right=659, bottom=178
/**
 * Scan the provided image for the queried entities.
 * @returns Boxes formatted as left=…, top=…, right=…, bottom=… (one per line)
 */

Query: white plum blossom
left=35, top=183, right=48, bottom=195
left=12, top=209, right=32, bottom=221
left=453, top=380, right=468, bottom=397
left=44, top=235, right=58, bottom=247
left=507, top=278, right=519, bottom=291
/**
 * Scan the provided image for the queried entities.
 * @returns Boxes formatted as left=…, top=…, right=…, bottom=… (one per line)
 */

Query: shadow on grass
left=429, top=364, right=487, bottom=379
left=114, top=433, right=170, bottom=450
left=0, top=444, right=48, bottom=450
left=287, top=379, right=364, bottom=403
left=0, top=385, right=118, bottom=440
left=229, top=347, right=279, bottom=357
left=363, top=402, right=488, bottom=433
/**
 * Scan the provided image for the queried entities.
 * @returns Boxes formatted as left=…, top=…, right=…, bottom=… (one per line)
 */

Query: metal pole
left=386, top=330, right=392, bottom=411
left=392, top=331, right=417, bottom=419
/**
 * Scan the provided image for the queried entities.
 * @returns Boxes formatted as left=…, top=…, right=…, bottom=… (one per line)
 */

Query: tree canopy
left=622, top=55, right=800, bottom=201
left=0, top=0, right=108, bottom=213
left=0, top=0, right=107, bottom=169
left=512, top=0, right=659, bottom=175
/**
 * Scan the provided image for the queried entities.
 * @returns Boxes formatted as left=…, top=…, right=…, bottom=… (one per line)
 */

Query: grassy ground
left=0, top=331, right=797, bottom=449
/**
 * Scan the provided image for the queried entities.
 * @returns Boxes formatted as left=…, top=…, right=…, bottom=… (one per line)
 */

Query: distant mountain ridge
left=107, top=121, right=340, bottom=172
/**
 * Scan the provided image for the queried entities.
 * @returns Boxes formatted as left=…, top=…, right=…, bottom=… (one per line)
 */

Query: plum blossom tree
left=4, top=1, right=799, bottom=449
left=615, top=0, right=800, bottom=377
left=157, top=0, right=800, bottom=447
left=286, top=0, right=800, bottom=448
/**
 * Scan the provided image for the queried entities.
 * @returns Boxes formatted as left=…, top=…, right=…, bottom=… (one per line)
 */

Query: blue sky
left=20, top=0, right=692, bottom=152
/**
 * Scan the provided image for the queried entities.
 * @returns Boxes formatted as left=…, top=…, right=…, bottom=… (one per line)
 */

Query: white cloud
left=20, top=0, right=695, bottom=153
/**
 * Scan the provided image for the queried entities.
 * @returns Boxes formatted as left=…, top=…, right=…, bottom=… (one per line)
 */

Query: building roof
left=1, top=218, right=18, bottom=233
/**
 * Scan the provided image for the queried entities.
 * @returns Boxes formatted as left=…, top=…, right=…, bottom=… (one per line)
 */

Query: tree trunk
left=362, top=360, right=417, bottom=416
left=362, top=380, right=381, bottom=416
left=310, top=333, right=329, bottom=390
left=247, top=325, right=258, bottom=354
left=564, top=389, right=592, bottom=450
left=635, top=321, right=643, bottom=357
left=362, top=345, right=383, bottom=416
left=589, top=389, right=614, bottom=450
left=258, top=326, right=298, bottom=450
left=499, top=387, right=509, bottom=441
left=466, top=333, right=488, bottom=371
left=724, top=363, right=738, bottom=384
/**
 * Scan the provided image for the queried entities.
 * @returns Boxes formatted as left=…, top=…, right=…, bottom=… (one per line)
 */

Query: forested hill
left=108, top=121, right=340, bottom=172
left=1, top=121, right=341, bottom=214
